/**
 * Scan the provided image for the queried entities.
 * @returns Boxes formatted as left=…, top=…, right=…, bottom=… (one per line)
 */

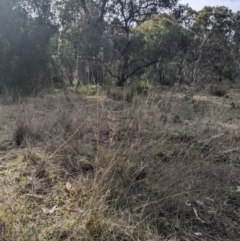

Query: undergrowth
left=0, top=86, right=240, bottom=240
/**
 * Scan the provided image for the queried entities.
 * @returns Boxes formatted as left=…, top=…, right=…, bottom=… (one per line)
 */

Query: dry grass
left=0, top=85, right=240, bottom=240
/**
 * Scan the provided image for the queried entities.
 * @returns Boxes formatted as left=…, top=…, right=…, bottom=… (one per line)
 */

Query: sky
left=180, top=0, right=240, bottom=12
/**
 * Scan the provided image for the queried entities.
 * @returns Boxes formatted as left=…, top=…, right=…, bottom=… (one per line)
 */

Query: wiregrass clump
left=13, top=119, right=31, bottom=146
left=13, top=105, right=34, bottom=146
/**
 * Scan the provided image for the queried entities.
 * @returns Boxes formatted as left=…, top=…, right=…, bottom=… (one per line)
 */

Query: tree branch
left=127, top=60, right=158, bottom=78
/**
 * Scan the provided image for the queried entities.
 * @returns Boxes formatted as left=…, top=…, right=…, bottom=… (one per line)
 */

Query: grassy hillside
left=0, top=84, right=240, bottom=241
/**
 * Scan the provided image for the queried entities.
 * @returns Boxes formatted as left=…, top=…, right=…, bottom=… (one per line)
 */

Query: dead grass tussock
left=0, top=87, right=240, bottom=240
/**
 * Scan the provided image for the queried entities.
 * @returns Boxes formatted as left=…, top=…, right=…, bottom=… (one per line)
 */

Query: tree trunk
left=116, top=53, right=129, bottom=86
left=116, top=74, right=127, bottom=86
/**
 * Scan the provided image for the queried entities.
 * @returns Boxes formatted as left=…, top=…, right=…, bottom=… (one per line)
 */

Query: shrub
left=125, top=80, right=153, bottom=102
left=106, top=86, right=124, bottom=101
left=125, top=88, right=135, bottom=103
left=210, top=84, right=227, bottom=97
left=135, top=80, right=152, bottom=94
left=73, top=84, right=102, bottom=96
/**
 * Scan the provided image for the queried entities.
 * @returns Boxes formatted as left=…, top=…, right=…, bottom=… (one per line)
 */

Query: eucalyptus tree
left=54, top=0, right=111, bottom=84
left=106, top=0, right=181, bottom=85
left=182, top=6, right=236, bottom=83
left=122, top=14, right=191, bottom=85
left=55, top=0, right=181, bottom=85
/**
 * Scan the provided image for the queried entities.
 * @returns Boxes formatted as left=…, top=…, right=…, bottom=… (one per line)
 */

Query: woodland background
left=1, top=0, right=240, bottom=94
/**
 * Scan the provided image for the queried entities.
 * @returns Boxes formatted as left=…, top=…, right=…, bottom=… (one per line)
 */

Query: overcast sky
left=180, top=0, right=240, bottom=12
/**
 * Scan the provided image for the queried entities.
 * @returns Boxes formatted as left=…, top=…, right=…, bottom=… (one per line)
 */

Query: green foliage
left=87, top=222, right=109, bottom=241
left=134, top=80, right=153, bottom=94
left=187, top=6, right=237, bottom=83
left=71, top=84, right=102, bottom=96
left=135, top=15, right=192, bottom=85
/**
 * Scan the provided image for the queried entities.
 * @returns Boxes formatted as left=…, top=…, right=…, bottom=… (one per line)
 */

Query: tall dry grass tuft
left=13, top=104, right=35, bottom=147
